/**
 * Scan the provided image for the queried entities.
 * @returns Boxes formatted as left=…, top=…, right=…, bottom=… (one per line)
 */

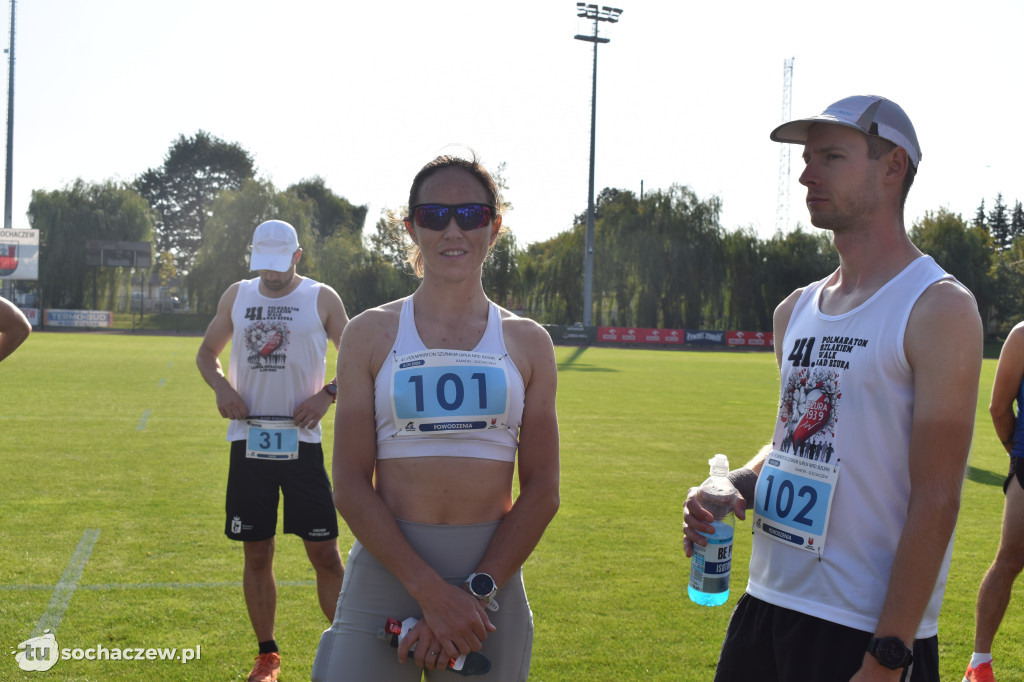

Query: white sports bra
left=374, top=297, right=525, bottom=462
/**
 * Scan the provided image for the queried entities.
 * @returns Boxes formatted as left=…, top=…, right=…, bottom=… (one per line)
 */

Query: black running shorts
left=714, top=594, right=939, bottom=681
left=1004, top=455, right=1024, bottom=494
left=224, top=440, right=339, bottom=542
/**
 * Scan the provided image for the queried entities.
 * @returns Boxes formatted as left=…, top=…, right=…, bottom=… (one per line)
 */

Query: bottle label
left=752, top=449, right=840, bottom=555
left=689, top=522, right=733, bottom=593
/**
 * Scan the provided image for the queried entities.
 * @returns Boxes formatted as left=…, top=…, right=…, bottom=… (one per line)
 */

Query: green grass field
left=1, top=336, right=1020, bottom=680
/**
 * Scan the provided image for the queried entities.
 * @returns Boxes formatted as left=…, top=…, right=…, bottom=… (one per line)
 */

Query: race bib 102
left=752, top=449, right=840, bottom=556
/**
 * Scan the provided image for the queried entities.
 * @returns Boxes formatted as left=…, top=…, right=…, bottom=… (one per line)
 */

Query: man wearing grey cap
left=683, top=96, right=983, bottom=681
left=197, top=219, right=349, bottom=682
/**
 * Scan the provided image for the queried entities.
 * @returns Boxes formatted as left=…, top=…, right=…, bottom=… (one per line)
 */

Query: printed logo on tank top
left=242, top=305, right=300, bottom=371
left=751, top=335, right=869, bottom=555
left=777, top=335, right=868, bottom=459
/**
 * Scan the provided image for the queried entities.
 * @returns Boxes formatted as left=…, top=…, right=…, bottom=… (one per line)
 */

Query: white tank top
left=747, top=255, right=959, bottom=638
left=226, top=277, right=328, bottom=443
left=374, top=296, right=524, bottom=462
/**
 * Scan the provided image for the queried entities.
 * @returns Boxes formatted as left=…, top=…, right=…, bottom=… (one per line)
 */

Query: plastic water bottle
left=377, top=617, right=491, bottom=676
left=688, top=454, right=739, bottom=606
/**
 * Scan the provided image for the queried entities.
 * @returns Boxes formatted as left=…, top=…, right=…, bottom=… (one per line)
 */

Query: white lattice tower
left=775, top=57, right=794, bottom=232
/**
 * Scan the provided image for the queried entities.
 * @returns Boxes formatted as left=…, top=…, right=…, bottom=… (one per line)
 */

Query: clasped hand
left=397, top=582, right=495, bottom=670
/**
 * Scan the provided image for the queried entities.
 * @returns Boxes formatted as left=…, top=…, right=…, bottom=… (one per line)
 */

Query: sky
left=5, top=0, right=1024, bottom=248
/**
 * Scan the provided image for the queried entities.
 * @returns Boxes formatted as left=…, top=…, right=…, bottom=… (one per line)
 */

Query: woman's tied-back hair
left=399, top=152, right=506, bottom=277
left=407, top=154, right=501, bottom=215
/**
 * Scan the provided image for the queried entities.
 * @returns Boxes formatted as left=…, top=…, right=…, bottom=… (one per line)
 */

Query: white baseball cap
left=249, top=220, right=299, bottom=272
left=770, top=95, right=921, bottom=167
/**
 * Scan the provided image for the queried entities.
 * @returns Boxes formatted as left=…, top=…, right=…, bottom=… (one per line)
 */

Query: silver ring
left=430, top=650, right=439, bottom=656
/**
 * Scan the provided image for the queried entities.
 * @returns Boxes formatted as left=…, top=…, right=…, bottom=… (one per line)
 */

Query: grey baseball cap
left=771, top=95, right=921, bottom=167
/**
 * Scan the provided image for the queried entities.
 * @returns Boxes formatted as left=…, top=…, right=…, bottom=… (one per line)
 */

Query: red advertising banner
left=726, top=331, right=774, bottom=348
left=598, top=327, right=685, bottom=345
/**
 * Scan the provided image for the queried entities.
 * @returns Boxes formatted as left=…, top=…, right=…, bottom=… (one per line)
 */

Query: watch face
left=873, top=638, right=910, bottom=668
left=470, top=573, right=495, bottom=597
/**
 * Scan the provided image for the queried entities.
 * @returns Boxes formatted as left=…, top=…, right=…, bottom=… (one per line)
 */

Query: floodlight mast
left=574, top=3, right=622, bottom=328
left=4, top=0, right=14, bottom=230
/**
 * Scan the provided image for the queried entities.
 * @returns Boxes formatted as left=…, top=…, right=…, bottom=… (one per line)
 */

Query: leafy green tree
left=909, top=207, right=991, bottom=320
left=136, top=131, right=255, bottom=272
left=332, top=217, right=417, bottom=315
left=287, top=176, right=368, bottom=242
left=760, top=227, right=839, bottom=314
left=721, top=228, right=769, bottom=330
left=592, top=188, right=642, bottom=325
left=988, top=252, right=1024, bottom=337
left=188, top=179, right=315, bottom=314
left=525, top=229, right=584, bottom=324
left=28, top=180, right=153, bottom=309
left=483, top=230, right=520, bottom=308
left=586, top=185, right=724, bottom=329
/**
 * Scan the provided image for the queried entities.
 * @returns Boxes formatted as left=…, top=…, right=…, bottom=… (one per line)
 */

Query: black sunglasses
left=406, top=203, right=495, bottom=231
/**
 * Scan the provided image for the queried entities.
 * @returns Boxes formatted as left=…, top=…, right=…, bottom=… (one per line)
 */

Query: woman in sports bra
left=312, top=154, right=560, bottom=681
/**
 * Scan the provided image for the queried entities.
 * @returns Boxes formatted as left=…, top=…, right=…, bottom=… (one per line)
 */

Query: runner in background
left=196, top=220, right=348, bottom=682
left=962, top=321, right=1024, bottom=682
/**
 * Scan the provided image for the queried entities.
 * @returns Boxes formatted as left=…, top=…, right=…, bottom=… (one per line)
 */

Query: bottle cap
left=709, top=454, right=730, bottom=475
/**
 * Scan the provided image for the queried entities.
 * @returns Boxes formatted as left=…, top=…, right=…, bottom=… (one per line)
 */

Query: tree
left=28, top=180, right=153, bottom=309
left=1010, top=200, right=1024, bottom=244
left=286, top=176, right=367, bottom=242
left=521, top=229, right=584, bottom=324
left=760, top=227, right=839, bottom=315
left=483, top=230, right=519, bottom=308
left=988, top=193, right=1010, bottom=251
left=721, top=228, right=769, bottom=331
left=909, top=208, right=991, bottom=322
left=326, top=216, right=417, bottom=316
left=973, top=199, right=987, bottom=230
left=135, top=131, right=255, bottom=273
left=188, top=179, right=316, bottom=314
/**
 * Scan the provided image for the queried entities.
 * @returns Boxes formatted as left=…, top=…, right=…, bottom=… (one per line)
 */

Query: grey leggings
left=311, top=520, right=534, bottom=681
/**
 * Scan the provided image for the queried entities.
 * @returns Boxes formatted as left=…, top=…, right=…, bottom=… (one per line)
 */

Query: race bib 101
left=391, top=350, right=510, bottom=435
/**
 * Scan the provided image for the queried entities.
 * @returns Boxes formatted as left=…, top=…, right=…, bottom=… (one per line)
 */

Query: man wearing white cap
left=683, top=96, right=983, bottom=681
left=197, top=219, right=349, bottom=682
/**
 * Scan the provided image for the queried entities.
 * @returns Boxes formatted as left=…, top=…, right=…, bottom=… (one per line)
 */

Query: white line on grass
left=158, top=378, right=166, bottom=387
left=136, top=409, right=152, bottom=430
left=31, top=528, right=100, bottom=638
left=4, top=580, right=315, bottom=592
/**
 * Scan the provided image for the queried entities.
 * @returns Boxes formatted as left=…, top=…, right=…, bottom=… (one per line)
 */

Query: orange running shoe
left=247, top=652, right=281, bottom=682
left=963, top=660, right=996, bottom=682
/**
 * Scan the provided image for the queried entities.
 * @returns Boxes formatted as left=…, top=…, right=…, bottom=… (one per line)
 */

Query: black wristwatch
left=323, top=381, right=338, bottom=403
left=465, top=572, right=499, bottom=612
left=867, top=637, right=912, bottom=676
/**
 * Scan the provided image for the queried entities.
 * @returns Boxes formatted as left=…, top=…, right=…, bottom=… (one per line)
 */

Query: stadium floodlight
left=574, top=4, right=622, bottom=327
